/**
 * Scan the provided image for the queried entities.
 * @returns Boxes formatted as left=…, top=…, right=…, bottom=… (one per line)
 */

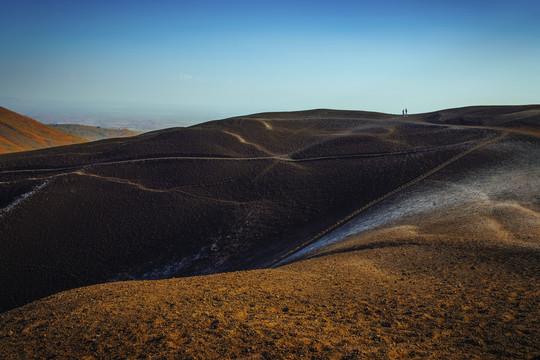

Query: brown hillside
left=0, top=107, right=85, bottom=154
left=0, top=109, right=499, bottom=313
left=49, top=124, right=139, bottom=141
left=0, top=106, right=538, bottom=359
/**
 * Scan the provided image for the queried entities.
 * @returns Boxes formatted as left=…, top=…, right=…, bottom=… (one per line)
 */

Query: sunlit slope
left=0, top=107, right=85, bottom=153
left=50, top=124, right=139, bottom=141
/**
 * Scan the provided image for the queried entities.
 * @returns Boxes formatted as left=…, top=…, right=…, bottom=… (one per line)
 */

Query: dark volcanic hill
left=0, top=107, right=85, bottom=154
left=49, top=123, right=139, bottom=141
left=416, top=105, right=540, bottom=134
left=0, top=106, right=539, bottom=316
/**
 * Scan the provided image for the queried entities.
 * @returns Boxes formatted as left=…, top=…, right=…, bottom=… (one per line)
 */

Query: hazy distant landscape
left=0, top=105, right=538, bottom=359
left=49, top=124, right=139, bottom=141
left=0, top=97, right=230, bottom=130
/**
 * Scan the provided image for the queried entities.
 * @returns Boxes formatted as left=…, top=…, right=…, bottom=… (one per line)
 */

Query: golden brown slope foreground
left=49, top=123, right=139, bottom=141
left=0, top=108, right=504, bottom=313
left=0, top=107, right=85, bottom=153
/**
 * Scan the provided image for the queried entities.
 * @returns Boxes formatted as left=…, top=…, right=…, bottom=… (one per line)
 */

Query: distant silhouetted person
left=405, top=108, right=408, bottom=117
left=402, top=109, right=405, bottom=118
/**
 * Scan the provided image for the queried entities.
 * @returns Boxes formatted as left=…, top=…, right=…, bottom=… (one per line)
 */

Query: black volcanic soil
left=0, top=106, right=539, bottom=359
left=0, top=108, right=507, bottom=313
left=414, top=105, right=540, bottom=136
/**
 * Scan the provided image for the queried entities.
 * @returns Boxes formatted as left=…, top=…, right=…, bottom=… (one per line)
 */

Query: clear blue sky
left=1, top=0, right=539, bottom=125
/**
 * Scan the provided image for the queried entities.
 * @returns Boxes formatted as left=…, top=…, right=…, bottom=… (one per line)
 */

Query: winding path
left=0, top=137, right=489, bottom=176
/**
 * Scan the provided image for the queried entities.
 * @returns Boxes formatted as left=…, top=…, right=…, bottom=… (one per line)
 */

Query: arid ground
left=49, top=124, right=139, bottom=141
left=0, top=106, right=538, bottom=359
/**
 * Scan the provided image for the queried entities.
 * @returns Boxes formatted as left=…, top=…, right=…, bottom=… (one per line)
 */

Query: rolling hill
left=0, top=106, right=538, bottom=359
left=49, top=123, right=139, bottom=141
left=0, top=107, right=85, bottom=154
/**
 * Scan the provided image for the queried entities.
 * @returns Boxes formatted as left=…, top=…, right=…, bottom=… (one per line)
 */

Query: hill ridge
left=0, top=107, right=85, bottom=154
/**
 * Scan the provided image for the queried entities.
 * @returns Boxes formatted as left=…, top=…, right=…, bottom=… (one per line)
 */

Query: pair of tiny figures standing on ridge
left=402, top=108, right=408, bottom=118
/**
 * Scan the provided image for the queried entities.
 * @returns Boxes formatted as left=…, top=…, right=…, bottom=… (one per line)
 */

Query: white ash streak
left=0, top=181, right=49, bottom=217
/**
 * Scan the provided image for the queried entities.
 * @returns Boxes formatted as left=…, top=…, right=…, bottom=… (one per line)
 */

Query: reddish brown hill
left=0, top=107, right=85, bottom=154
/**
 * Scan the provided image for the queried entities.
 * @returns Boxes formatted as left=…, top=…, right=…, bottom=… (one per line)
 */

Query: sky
left=1, top=0, right=539, bottom=127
